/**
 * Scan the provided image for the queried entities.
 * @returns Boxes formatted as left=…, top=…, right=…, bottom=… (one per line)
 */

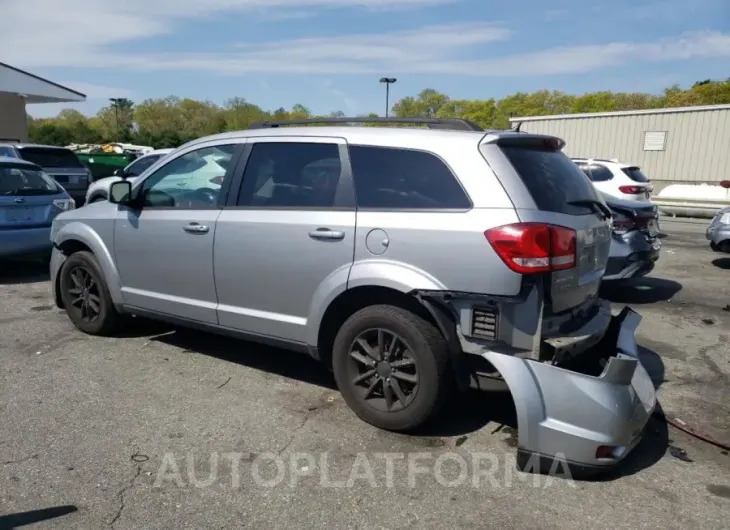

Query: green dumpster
left=77, top=152, right=137, bottom=181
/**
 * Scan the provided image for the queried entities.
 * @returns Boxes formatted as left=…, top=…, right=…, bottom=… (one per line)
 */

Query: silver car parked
left=49, top=117, right=656, bottom=474
left=707, top=206, right=730, bottom=253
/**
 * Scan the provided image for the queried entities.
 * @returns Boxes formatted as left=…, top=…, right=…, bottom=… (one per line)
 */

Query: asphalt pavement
left=1, top=219, right=729, bottom=529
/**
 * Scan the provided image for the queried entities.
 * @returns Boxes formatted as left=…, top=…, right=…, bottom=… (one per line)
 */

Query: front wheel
left=59, top=251, right=120, bottom=335
left=332, top=304, right=452, bottom=432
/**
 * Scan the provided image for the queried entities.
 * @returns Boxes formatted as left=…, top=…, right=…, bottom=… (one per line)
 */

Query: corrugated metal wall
left=515, top=108, right=730, bottom=183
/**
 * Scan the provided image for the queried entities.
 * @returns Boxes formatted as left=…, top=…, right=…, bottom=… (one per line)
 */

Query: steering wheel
left=181, top=187, right=218, bottom=208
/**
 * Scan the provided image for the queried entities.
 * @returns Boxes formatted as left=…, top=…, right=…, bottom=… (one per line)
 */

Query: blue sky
left=3, top=0, right=729, bottom=118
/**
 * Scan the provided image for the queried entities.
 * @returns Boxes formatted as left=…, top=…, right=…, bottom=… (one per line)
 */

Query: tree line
left=28, top=79, right=730, bottom=149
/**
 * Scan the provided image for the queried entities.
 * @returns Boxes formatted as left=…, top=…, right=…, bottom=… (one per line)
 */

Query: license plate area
left=4, top=206, right=33, bottom=222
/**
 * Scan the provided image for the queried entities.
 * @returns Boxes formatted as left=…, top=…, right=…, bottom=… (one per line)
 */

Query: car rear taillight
left=619, top=185, right=645, bottom=194
left=209, top=176, right=224, bottom=185
left=612, top=219, right=636, bottom=234
left=485, top=223, right=576, bottom=274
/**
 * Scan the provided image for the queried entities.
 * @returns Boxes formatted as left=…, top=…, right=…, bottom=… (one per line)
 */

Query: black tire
left=332, top=304, right=452, bottom=432
left=59, top=250, right=120, bottom=335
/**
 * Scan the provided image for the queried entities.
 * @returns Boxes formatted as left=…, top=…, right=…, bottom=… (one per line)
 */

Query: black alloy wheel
left=347, top=328, right=419, bottom=413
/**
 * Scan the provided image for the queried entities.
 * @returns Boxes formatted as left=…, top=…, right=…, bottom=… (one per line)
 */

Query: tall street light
left=109, top=98, right=122, bottom=139
left=379, top=78, right=396, bottom=117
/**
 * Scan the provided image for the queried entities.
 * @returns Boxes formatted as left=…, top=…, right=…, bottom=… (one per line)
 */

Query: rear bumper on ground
left=478, top=306, right=656, bottom=474
left=0, top=226, right=52, bottom=259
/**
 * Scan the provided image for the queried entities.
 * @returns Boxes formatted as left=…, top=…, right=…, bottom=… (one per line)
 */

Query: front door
left=113, top=143, right=239, bottom=323
left=214, top=137, right=356, bottom=342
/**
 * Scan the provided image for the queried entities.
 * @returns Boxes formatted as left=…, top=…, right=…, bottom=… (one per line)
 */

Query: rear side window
left=0, top=146, right=16, bottom=157
left=501, top=146, right=600, bottom=215
left=237, top=142, right=342, bottom=208
left=126, top=154, right=160, bottom=176
left=581, top=163, right=613, bottom=182
left=622, top=166, right=649, bottom=183
left=18, top=147, right=84, bottom=168
left=349, top=145, right=470, bottom=209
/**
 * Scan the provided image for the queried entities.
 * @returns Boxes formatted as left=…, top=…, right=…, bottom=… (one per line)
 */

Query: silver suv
left=49, top=117, right=655, bottom=474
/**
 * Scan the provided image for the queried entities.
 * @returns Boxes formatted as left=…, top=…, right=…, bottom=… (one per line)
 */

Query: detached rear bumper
left=480, top=306, right=656, bottom=473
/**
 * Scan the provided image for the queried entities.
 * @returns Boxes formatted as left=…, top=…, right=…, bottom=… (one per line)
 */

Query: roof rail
left=247, top=117, right=483, bottom=132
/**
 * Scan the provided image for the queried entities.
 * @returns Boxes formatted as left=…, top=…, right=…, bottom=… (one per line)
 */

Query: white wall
left=0, top=92, right=28, bottom=142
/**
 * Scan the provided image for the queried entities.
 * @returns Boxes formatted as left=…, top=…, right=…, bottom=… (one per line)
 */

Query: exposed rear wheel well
left=54, top=240, right=94, bottom=308
left=316, top=286, right=442, bottom=369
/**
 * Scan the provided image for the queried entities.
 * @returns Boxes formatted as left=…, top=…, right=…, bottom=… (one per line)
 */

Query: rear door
left=482, top=137, right=612, bottom=314
left=213, top=137, right=356, bottom=343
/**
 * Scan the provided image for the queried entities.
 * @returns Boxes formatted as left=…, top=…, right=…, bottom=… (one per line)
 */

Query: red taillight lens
left=485, top=223, right=576, bottom=274
left=612, top=219, right=636, bottom=233
left=209, top=176, right=224, bottom=185
left=619, top=185, right=644, bottom=194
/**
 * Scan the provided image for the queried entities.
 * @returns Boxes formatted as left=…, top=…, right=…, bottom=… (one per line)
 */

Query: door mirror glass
left=109, top=180, right=132, bottom=204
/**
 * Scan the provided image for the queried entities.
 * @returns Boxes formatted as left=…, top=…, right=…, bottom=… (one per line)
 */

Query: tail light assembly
left=618, top=185, right=646, bottom=194
left=485, top=223, right=576, bottom=274
left=209, top=176, right=225, bottom=185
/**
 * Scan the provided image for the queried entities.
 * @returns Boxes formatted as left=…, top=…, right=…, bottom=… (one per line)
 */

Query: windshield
left=0, top=164, right=61, bottom=195
left=18, top=147, right=85, bottom=168
left=622, top=166, right=650, bottom=183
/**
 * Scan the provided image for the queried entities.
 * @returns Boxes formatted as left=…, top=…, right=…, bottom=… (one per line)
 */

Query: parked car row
left=48, top=116, right=657, bottom=475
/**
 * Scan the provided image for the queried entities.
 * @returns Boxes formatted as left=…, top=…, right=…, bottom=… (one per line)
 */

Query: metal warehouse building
left=0, top=62, right=86, bottom=142
left=509, top=104, right=730, bottom=193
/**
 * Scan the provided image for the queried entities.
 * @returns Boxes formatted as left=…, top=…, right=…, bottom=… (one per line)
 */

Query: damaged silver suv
left=49, top=117, right=656, bottom=473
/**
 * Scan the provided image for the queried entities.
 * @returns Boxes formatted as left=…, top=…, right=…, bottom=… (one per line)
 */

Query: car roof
left=572, top=157, right=637, bottom=169
left=192, top=126, right=544, bottom=145
left=0, top=156, right=41, bottom=169
left=143, top=148, right=174, bottom=156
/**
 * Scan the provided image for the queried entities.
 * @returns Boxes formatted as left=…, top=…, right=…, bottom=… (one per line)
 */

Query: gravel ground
left=1, top=218, right=729, bottom=529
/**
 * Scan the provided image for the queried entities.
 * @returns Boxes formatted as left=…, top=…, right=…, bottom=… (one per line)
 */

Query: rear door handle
left=183, top=222, right=209, bottom=234
left=308, top=228, right=345, bottom=241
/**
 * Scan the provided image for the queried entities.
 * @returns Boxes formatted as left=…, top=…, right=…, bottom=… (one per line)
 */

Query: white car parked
left=85, top=149, right=174, bottom=204
left=572, top=158, right=653, bottom=202
left=85, top=147, right=234, bottom=205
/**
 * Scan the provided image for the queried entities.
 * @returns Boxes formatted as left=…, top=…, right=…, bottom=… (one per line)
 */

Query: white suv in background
left=572, top=158, right=653, bottom=202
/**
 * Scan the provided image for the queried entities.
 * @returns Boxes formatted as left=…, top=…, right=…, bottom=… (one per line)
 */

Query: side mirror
left=113, top=168, right=124, bottom=177
left=109, top=180, right=132, bottom=204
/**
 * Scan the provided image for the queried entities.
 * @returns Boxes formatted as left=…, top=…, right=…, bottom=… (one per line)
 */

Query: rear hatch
left=16, top=146, right=89, bottom=193
left=481, top=135, right=612, bottom=314
left=0, top=163, right=67, bottom=229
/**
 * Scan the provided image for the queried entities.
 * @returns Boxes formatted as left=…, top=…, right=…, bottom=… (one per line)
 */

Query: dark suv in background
left=0, top=143, right=92, bottom=204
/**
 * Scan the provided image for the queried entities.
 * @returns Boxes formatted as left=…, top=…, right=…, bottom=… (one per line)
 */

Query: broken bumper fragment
left=481, top=306, right=656, bottom=473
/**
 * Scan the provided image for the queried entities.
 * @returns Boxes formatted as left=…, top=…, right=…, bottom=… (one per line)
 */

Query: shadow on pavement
left=0, top=504, right=78, bottom=528
left=600, top=277, right=682, bottom=304
left=150, top=327, right=338, bottom=391
left=0, top=258, right=50, bottom=285
left=711, top=257, right=730, bottom=270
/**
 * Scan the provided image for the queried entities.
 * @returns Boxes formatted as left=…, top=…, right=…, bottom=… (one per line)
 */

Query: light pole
left=379, top=77, right=396, bottom=117
left=109, top=98, right=122, bottom=139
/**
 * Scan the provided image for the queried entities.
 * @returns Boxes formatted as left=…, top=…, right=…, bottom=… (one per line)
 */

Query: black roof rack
left=247, top=117, right=483, bottom=132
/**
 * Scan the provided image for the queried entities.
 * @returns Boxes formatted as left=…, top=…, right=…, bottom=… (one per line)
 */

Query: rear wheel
left=332, top=304, right=452, bottom=432
left=59, top=251, right=120, bottom=335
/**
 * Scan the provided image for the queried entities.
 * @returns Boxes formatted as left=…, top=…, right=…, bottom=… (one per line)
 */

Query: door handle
left=308, top=228, right=345, bottom=241
left=183, top=222, right=209, bottom=234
